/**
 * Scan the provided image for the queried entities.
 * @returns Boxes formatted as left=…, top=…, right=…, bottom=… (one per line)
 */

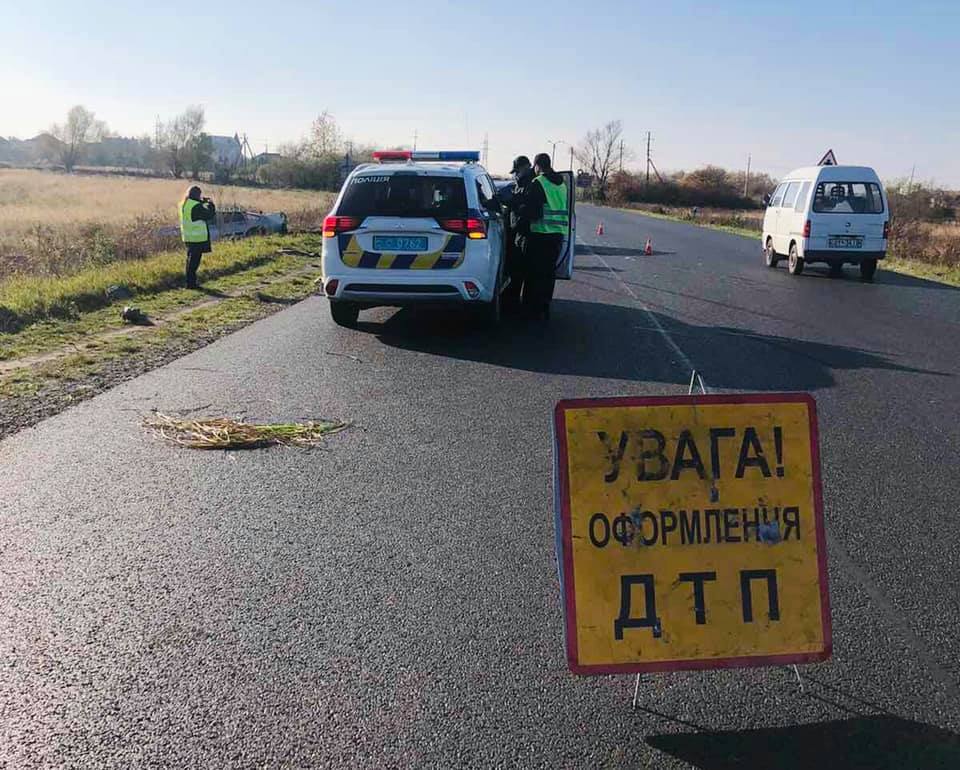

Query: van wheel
left=330, top=301, right=359, bottom=327
left=764, top=238, right=778, bottom=268
left=860, top=259, right=878, bottom=282
left=787, top=243, right=804, bottom=275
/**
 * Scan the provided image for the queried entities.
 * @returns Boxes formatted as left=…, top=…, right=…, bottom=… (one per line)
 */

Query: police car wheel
left=859, top=259, right=877, bottom=282
left=330, top=301, right=359, bottom=327
left=479, top=284, right=501, bottom=326
left=787, top=244, right=804, bottom=276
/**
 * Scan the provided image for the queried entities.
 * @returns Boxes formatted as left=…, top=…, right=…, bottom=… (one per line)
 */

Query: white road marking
left=576, top=236, right=710, bottom=392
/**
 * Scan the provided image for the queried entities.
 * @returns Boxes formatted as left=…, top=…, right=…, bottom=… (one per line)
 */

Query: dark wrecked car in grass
left=157, top=209, right=288, bottom=240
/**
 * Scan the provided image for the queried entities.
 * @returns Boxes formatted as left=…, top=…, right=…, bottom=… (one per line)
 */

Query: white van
left=762, top=165, right=889, bottom=281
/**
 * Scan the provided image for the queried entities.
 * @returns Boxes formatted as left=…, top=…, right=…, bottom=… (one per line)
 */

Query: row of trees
left=574, top=120, right=775, bottom=208
left=39, top=106, right=364, bottom=188
left=43, top=104, right=222, bottom=179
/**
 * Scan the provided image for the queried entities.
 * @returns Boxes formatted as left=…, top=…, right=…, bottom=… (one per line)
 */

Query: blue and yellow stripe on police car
left=337, top=234, right=467, bottom=269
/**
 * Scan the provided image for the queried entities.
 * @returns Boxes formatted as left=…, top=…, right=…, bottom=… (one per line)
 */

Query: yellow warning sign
left=553, top=393, right=831, bottom=674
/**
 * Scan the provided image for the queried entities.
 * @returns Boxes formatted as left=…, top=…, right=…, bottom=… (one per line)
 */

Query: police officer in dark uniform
left=502, top=155, right=535, bottom=311
left=518, top=153, right=568, bottom=319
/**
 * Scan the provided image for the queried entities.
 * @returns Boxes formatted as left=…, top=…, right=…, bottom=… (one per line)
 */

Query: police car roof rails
left=372, top=150, right=480, bottom=163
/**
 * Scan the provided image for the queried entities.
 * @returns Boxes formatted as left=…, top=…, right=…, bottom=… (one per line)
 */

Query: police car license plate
left=828, top=237, right=862, bottom=248
left=372, top=236, right=428, bottom=252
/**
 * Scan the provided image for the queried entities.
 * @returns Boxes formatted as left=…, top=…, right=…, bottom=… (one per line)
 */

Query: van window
left=338, top=173, right=468, bottom=218
left=813, top=182, right=884, bottom=214
left=769, top=184, right=786, bottom=208
left=794, top=181, right=811, bottom=212
left=781, top=182, right=800, bottom=209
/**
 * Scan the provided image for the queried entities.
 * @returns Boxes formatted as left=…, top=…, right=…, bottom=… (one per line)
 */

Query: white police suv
left=320, top=150, right=575, bottom=328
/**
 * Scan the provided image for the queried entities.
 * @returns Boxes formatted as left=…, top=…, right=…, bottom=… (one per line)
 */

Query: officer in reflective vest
left=522, top=152, right=569, bottom=319
left=179, top=186, right=216, bottom=289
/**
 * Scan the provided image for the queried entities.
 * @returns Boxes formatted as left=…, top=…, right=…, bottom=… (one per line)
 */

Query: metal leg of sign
left=792, top=664, right=804, bottom=692
left=688, top=370, right=708, bottom=396
left=632, top=673, right=642, bottom=710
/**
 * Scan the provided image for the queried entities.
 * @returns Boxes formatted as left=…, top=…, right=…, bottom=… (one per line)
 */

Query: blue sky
left=3, top=0, right=959, bottom=184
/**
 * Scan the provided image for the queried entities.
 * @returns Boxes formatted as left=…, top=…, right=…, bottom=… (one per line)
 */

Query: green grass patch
left=0, top=234, right=322, bottom=332
left=882, top=256, right=960, bottom=287
left=0, top=270, right=318, bottom=402
left=0, top=235, right=322, bottom=360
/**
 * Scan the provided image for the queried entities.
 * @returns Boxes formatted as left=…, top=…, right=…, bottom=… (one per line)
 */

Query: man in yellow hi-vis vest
left=179, top=186, right=216, bottom=289
left=520, top=152, right=568, bottom=319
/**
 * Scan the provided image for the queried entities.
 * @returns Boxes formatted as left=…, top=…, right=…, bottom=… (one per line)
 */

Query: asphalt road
left=2, top=204, right=960, bottom=768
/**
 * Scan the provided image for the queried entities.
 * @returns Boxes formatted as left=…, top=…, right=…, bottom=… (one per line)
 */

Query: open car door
left=554, top=170, right=576, bottom=279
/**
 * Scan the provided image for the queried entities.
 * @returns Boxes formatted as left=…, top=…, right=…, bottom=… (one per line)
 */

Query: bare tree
left=306, top=110, right=343, bottom=159
left=49, top=105, right=108, bottom=172
left=160, top=106, right=206, bottom=179
left=575, top=120, right=629, bottom=201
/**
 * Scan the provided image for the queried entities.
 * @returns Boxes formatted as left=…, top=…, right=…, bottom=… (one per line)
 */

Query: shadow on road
left=367, top=299, right=945, bottom=390
left=575, top=244, right=676, bottom=257
left=766, top=263, right=959, bottom=291
left=645, top=715, right=960, bottom=769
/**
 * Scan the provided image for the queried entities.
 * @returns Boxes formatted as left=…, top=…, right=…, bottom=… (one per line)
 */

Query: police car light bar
left=372, top=150, right=480, bottom=163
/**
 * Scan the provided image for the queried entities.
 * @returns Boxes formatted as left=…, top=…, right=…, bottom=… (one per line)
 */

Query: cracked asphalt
left=2, top=205, right=959, bottom=768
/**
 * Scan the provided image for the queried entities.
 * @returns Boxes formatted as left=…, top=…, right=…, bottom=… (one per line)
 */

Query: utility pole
left=744, top=153, right=751, bottom=197
left=413, top=129, right=418, bottom=151
left=619, top=139, right=624, bottom=173
left=569, top=145, right=574, bottom=172
left=481, top=133, right=489, bottom=166
left=908, top=163, right=916, bottom=191
left=645, top=131, right=652, bottom=187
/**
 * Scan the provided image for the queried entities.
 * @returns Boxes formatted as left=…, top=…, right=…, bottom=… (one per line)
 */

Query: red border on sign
left=553, top=392, right=832, bottom=675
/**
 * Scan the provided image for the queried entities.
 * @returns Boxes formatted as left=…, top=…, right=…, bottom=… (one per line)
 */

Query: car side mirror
left=762, top=193, right=771, bottom=206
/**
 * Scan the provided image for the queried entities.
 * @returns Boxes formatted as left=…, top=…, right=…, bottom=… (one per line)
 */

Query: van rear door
left=808, top=180, right=886, bottom=254
left=554, top=170, right=576, bottom=279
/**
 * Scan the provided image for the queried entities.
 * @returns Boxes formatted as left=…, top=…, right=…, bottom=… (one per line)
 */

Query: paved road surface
left=3, top=205, right=959, bottom=767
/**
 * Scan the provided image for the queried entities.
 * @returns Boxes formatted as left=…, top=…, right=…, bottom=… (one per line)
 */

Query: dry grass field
left=0, top=169, right=334, bottom=277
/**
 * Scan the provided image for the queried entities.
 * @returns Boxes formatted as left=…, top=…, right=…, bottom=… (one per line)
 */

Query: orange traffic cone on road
left=596, top=222, right=604, bottom=236
left=644, top=238, right=653, bottom=256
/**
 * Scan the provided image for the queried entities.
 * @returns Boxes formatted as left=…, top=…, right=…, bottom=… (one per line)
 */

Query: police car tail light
left=883, top=220, right=890, bottom=239
left=323, top=216, right=362, bottom=237
left=803, top=219, right=811, bottom=238
left=438, top=217, right=487, bottom=239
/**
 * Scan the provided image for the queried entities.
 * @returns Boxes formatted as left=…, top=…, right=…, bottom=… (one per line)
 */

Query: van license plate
left=828, top=237, right=863, bottom=248
left=373, top=236, right=428, bottom=252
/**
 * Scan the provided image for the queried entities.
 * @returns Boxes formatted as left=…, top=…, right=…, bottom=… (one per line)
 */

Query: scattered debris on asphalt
left=144, top=412, right=349, bottom=449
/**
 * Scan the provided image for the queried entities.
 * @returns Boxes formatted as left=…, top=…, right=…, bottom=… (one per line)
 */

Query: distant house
left=251, top=151, right=281, bottom=167
left=209, top=135, right=243, bottom=167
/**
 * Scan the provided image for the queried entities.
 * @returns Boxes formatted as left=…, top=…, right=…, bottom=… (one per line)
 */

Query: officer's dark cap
left=511, top=155, right=531, bottom=173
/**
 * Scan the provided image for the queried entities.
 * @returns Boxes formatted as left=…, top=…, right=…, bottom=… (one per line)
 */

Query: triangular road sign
left=817, top=149, right=837, bottom=166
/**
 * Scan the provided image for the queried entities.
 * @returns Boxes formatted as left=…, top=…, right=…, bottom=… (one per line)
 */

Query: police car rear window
left=338, top=174, right=468, bottom=218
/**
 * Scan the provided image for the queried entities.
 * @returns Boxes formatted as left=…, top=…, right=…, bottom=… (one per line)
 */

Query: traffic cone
left=644, top=238, right=653, bottom=256
left=596, top=222, right=604, bottom=236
